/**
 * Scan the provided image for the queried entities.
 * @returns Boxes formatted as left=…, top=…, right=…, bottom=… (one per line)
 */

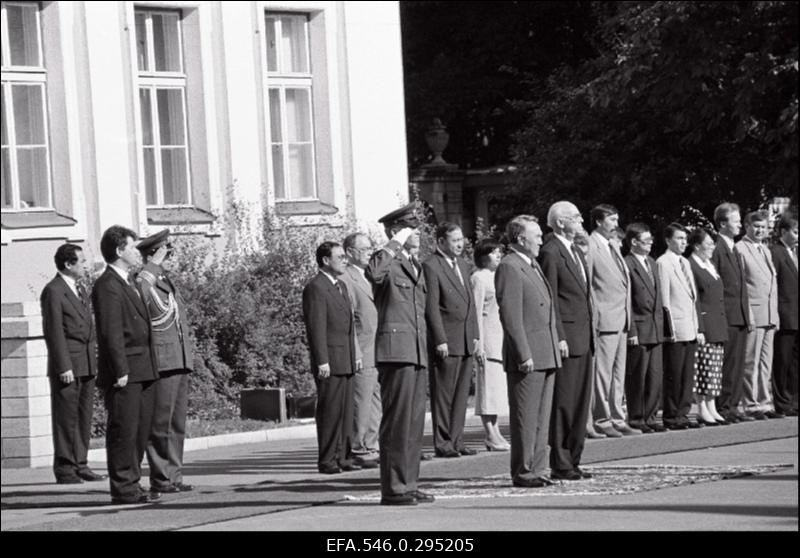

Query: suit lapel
left=56, top=275, right=91, bottom=323
left=348, top=265, right=374, bottom=301
left=109, top=269, right=148, bottom=319
left=632, top=257, right=656, bottom=296
left=556, top=241, right=586, bottom=292
left=438, top=253, right=468, bottom=302
left=321, top=273, right=348, bottom=312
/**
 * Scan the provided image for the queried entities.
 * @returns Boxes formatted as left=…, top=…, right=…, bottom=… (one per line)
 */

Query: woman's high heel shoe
left=485, top=442, right=510, bottom=452
left=697, top=417, right=719, bottom=426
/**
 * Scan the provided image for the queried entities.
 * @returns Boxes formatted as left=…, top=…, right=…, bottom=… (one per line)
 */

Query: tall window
left=135, top=9, right=191, bottom=207
left=1, top=1, right=52, bottom=210
left=265, top=13, right=317, bottom=201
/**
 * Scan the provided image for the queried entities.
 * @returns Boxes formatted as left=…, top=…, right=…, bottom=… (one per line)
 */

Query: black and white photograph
left=0, top=0, right=797, bottom=537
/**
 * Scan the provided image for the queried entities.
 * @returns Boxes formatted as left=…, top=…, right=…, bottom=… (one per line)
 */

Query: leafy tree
left=510, top=1, right=798, bottom=231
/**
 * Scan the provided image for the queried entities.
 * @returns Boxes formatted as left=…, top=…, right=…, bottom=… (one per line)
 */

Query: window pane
left=272, top=144, right=285, bottom=199
left=135, top=12, right=149, bottom=71
left=139, top=88, right=153, bottom=145
left=156, top=89, right=185, bottom=146
left=280, top=16, right=308, bottom=73
left=288, top=144, right=314, bottom=198
left=265, top=16, right=277, bottom=72
left=1, top=88, right=7, bottom=145
left=143, top=147, right=157, bottom=205
left=1, top=148, right=11, bottom=208
left=268, top=88, right=282, bottom=142
left=152, top=12, right=182, bottom=72
left=7, top=4, right=40, bottom=67
left=16, top=147, right=50, bottom=208
left=12, top=84, right=46, bottom=145
left=161, top=148, right=189, bottom=204
left=285, top=89, right=312, bottom=142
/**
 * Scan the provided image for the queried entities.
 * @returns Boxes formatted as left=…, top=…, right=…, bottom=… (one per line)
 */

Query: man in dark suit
left=539, top=202, right=594, bottom=481
left=302, top=241, right=362, bottom=474
left=771, top=211, right=798, bottom=416
left=366, top=202, right=434, bottom=506
left=136, top=230, right=196, bottom=493
left=40, top=244, right=106, bottom=484
left=495, top=215, right=561, bottom=488
left=93, top=225, right=160, bottom=504
left=423, top=222, right=480, bottom=458
left=711, top=203, right=754, bottom=423
left=623, top=223, right=666, bottom=433
left=340, top=232, right=381, bottom=469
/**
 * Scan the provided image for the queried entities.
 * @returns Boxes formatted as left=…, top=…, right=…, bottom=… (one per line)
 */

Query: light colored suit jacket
left=736, top=237, right=779, bottom=328
left=587, top=231, right=631, bottom=333
left=340, top=264, right=378, bottom=368
left=656, top=251, right=701, bottom=342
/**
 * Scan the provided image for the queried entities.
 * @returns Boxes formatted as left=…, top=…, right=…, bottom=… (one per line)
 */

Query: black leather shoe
left=155, top=484, right=181, bottom=493
left=687, top=420, right=703, bottom=428
left=56, top=476, right=84, bottom=485
left=734, top=412, right=754, bottom=422
left=354, top=459, right=379, bottom=469
left=76, top=469, right=107, bottom=482
left=340, top=463, right=362, bottom=472
left=318, top=464, right=342, bottom=474
left=513, top=477, right=547, bottom=488
left=748, top=411, right=768, bottom=421
left=647, top=423, right=667, bottom=432
left=785, top=409, right=798, bottom=417
left=408, top=490, right=435, bottom=503
left=764, top=410, right=785, bottom=419
left=551, top=469, right=582, bottom=481
left=575, top=467, right=593, bottom=479
left=381, top=494, right=417, bottom=506
left=458, top=447, right=478, bottom=456
left=638, top=424, right=654, bottom=434
left=697, top=418, right=719, bottom=426
left=112, top=491, right=159, bottom=505
left=435, top=449, right=460, bottom=458
left=664, top=422, right=688, bottom=430
left=173, top=482, right=194, bottom=492
left=537, top=477, right=555, bottom=486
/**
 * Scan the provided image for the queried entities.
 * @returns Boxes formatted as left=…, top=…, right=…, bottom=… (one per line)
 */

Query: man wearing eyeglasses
left=623, top=223, right=667, bottom=433
left=340, top=232, right=381, bottom=469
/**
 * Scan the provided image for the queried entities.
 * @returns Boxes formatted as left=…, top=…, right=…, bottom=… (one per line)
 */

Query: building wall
left=1, top=0, right=409, bottom=304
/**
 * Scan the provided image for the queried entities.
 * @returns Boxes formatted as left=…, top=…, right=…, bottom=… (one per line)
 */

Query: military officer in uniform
left=366, top=202, right=435, bottom=506
left=136, top=230, right=195, bottom=494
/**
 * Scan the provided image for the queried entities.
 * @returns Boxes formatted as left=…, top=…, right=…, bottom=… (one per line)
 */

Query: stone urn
left=425, top=118, right=450, bottom=165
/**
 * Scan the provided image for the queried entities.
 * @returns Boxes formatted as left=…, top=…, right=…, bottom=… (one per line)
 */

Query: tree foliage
left=511, top=1, right=798, bottom=228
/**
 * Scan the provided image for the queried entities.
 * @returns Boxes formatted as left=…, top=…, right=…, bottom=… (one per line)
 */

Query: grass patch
left=89, top=416, right=298, bottom=449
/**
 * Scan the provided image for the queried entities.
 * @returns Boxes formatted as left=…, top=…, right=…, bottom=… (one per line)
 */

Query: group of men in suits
left=41, top=226, right=195, bottom=504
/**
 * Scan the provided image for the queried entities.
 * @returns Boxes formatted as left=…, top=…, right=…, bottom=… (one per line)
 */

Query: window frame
left=263, top=12, right=319, bottom=203
left=1, top=0, right=54, bottom=213
left=134, top=7, right=193, bottom=209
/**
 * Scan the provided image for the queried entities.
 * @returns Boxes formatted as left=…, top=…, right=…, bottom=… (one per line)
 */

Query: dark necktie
left=570, top=244, right=587, bottom=286
left=609, top=243, right=626, bottom=276
left=679, top=258, right=695, bottom=300
left=77, top=284, right=90, bottom=309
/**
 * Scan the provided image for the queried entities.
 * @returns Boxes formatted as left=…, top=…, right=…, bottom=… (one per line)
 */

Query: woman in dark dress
left=687, top=228, right=729, bottom=426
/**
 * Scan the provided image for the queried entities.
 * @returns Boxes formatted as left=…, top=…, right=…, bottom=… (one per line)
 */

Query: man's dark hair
left=590, top=204, right=619, bottom=228
left=473, top=239, right=502, bottom=269
left=100, top=225, right=137, bottom=263
left=776, top=210, right=798, bottom=232
left=623, top=223, right=650, bottom=254
left=713, top=202, right=740, bottom=228
left=435, top=222, right=461, bottom=241
left=744, top=210, right=768, bottom=226
left=54, top=243, right=83, bottom=271
left=664, top=222, right=688, bottom=240
left=316, top=241, right=341, bottom=267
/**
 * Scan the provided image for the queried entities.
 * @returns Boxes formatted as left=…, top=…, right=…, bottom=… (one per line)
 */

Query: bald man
left=538, top=202, right=594, bottom=480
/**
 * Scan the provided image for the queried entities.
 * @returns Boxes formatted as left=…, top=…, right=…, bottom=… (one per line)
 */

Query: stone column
left=1, top=303, right=52, bottom=468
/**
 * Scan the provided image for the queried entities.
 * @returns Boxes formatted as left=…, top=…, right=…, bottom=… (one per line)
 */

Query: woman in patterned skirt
left=687, top=228, right=730, bottom=426
left=470, top=240, right=510, bottom=450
